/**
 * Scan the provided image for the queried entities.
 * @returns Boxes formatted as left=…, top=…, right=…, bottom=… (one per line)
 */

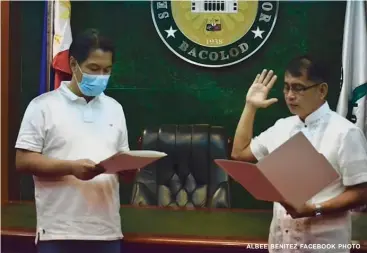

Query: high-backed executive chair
left=131, top=124, right=230, bottom=208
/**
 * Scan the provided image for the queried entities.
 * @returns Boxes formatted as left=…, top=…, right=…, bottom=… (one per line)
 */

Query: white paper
left=121, top=150, right=167, bottom=158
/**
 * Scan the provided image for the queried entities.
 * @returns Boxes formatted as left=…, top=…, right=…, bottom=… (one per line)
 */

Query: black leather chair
left=131, top=124, right=230, bottom=208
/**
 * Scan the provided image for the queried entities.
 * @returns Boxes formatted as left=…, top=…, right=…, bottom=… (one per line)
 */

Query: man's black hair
left=69, top=28, right=115, bottom=63
left=285, top=55, right=328, bottom=84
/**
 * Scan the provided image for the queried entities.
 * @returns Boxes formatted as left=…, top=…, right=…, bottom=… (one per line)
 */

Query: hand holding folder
left=98, top=150, right=167, bottom=174
left=215, top=132, right=340, bottom=209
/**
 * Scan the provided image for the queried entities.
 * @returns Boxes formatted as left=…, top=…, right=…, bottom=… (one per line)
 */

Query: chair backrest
left=131, top=124, right=230, bottom=208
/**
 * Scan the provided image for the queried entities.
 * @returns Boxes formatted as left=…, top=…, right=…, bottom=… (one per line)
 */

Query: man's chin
left=289, top=111, right=297, bottom=115
left=287, top=106, right=298, bottom=115
left=288, top=107, right=306, bottom=119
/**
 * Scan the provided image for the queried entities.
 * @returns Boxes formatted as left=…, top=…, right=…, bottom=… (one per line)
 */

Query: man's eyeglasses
left=283, top=82, right=322, bottom=95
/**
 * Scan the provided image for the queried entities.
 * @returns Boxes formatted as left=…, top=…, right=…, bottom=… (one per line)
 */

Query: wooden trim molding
left=1, top=0, right=10, bottom=204
left=8, top=1, right=21, bottom=200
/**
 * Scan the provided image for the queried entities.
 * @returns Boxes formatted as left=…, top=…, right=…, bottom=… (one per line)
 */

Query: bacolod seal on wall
left=151, top=0, right=279, bottom=67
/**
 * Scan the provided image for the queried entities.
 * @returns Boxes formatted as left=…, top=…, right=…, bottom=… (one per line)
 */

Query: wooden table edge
left=2, top=228, right=367, bottom=250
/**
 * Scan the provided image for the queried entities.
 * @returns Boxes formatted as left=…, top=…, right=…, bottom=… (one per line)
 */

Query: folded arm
left=284, top=183, right=367, bottom=219
left=321, top=127, right=367, bottom=214
left=15, top=99, right=76, bottom=177
left=16, top=149, right=74, bottom=177
left=318, top=183, right=367, bottom=214
left=284, top=128, right=367, bottom=218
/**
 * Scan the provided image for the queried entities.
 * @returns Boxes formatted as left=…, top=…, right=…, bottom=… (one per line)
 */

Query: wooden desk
left=2, top=202, right=367, bottom=253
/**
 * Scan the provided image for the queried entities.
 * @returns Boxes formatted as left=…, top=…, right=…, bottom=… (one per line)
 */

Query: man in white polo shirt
left=15, top=29, right=126, bottom=253
left=231, top=55, right=367, bottom=252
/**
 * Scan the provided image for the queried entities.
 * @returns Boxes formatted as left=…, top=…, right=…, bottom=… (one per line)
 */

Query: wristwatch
left=314, top=203, right=322, bottom=216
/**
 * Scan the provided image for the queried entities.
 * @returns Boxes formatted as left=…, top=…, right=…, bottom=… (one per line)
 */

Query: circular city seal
left=151, top=0, right=279, bottom=68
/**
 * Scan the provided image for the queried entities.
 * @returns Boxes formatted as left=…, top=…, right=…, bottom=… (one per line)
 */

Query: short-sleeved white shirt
left=250, top=102, right=367, bottom=253
left=15, top=81, right=129, bottom=241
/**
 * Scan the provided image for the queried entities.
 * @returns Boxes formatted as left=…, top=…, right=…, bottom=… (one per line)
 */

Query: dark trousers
left=37, top=239, right=122, bottom=253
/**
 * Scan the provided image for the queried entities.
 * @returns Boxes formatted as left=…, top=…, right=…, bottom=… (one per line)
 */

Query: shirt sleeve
left=338, top=127, right=367, bottom=186
left=117, top=106, right=130, bottom=152
left=15, top=100, right=45, bottom=153
left=250, top=119, right=284, bottom=161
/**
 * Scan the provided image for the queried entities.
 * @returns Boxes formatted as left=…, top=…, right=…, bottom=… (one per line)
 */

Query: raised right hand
left=70, top=159, right=105, bottom=181
left=246, top=69, right=278, bottom=109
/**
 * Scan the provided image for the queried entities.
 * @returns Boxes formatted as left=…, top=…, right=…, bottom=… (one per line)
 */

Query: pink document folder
left=215, top=132, right=340, bottom=208
left=98, top=150, right=167, bottom=174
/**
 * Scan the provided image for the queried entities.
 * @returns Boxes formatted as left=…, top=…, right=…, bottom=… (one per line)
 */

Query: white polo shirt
left=15, top=81, right=129, bottom=241
left=250, top=102, right=367, bottom=253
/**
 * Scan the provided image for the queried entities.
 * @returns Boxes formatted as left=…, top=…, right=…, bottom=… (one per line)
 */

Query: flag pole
left=46, top=0, right=54, bottom=92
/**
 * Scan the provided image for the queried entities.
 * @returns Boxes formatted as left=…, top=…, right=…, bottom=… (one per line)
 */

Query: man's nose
left=285, top=89, right=297, bottom=99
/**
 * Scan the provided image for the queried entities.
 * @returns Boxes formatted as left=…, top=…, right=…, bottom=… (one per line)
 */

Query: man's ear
left=319, top=82, right=328, bottom=100
left=69, top=56, right=77, bottom=73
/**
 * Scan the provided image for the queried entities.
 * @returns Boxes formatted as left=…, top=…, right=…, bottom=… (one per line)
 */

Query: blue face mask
left=76, top=65, right=110, bottom=97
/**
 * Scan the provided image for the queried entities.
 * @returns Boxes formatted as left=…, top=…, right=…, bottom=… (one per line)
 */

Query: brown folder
left=215, top=132, right=340, bottom=208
